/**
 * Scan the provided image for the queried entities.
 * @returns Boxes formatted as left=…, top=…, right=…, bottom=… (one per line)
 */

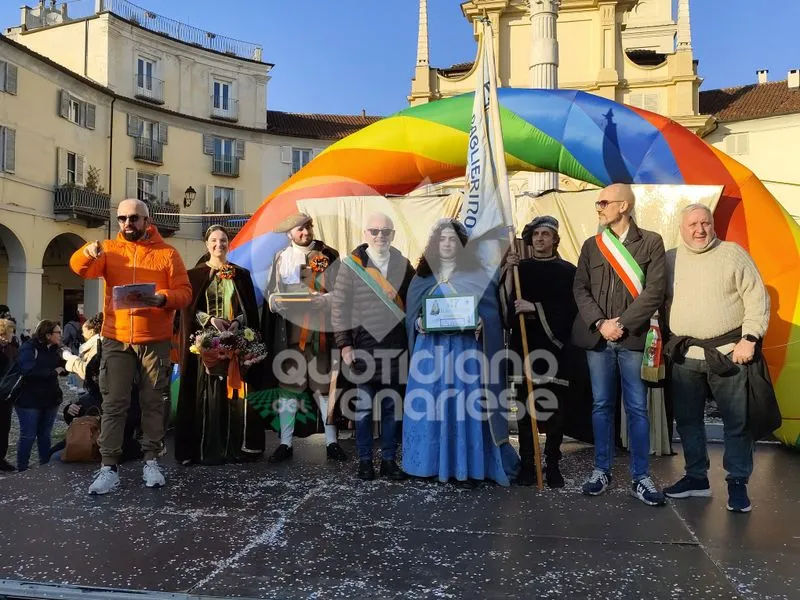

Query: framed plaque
left=422, top=294, right=478, bottom=332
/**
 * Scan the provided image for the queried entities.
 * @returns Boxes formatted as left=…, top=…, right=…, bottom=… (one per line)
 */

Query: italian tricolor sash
left=595, top=229, right=665, bottom=383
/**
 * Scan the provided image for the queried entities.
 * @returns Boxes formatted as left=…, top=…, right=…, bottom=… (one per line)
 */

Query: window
left=0, top=126, right=15, bottom=173
left=59, top=90, right=96, bottom=129
left=214, top=186, right=235, bottom=214
left=203, top=134, right=243, bottom=176
left=627, top=92, right=660, bottom=114
left=57, top=148, right=85, bottom=186
left=68, top=98, right=82, bottom=125
left=213, top=80, right=231, bottom=111
left=0, top=61, right=18, bottom=95
left=292, top=148, right=313, bottom=175
left=725, top=133, right=750, bottom=156
left=128, top=115, right=167, bottom=163
left=137, top=172, right=158, bottom=203
left=137, top=57, right=155, bottom=92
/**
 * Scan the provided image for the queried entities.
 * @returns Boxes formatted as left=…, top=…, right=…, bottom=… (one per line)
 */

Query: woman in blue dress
left=402, top=219, right=519, bottom=486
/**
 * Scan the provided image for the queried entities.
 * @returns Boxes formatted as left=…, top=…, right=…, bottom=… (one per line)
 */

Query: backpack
left=62, top=408, right=101, bottom=462
left=0, top=360, right=23, bottom=404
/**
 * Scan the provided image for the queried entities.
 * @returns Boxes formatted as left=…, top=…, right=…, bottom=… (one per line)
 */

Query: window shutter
left=2, top=128, right=15, bottom=173
left=280, top=145, right=292, bottom=164
left=125, top=168, right=136, bottom=198
left=158, top=174, right=170, bottom=203
left=5, top=64, right=17, bottom=95
left=127, top=114, right=141, bottom=137
left=59, top=89, right=71, bottom=118
left=202, top=133, right=215, bottom=155
left=643, top=93, right=659, bottom=114
left=57, top=147, right=68, bottom=185
left=85, top=103, right=96, bottom=130
left=76, top=154, right=86, bottom=186
left=234, top=189, right=245, bottom=214
left=234, top=139, right=245, bottom=160
left=158, top=123, right=168, bottom=145
left=204, top=184, right=214, bottom=212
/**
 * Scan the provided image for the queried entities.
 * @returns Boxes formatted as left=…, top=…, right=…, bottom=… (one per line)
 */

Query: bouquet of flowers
left=189, top=316, right=268, bottom=373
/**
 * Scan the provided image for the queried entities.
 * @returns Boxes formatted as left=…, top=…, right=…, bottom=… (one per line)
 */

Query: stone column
left=7, top=267, right=43, bottom=332
left=529, top=0, right=560, bottom=193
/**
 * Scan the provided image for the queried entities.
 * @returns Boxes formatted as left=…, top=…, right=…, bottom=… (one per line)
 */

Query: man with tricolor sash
left=331, top=213, right=415, bottom=481
left=572, top=183, right=667, bottom=507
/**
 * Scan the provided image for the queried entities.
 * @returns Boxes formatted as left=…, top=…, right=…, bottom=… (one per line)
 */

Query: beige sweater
left=667, top=238, right=770, bottom=359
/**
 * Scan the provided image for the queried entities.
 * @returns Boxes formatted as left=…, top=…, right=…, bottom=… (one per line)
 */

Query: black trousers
left=0, top=400, right=12, bottom=460
left=516, top=381, right=565, bottom=467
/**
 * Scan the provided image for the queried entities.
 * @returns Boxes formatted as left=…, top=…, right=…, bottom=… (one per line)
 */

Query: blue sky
left=3, top=0, right=799, bottom=116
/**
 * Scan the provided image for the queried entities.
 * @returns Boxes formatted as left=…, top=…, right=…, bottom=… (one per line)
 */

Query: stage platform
left=0, top=438, right=797, bottom=599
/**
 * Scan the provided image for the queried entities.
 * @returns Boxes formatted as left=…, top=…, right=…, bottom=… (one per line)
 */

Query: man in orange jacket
left=70, top=198, right=191, bottom=495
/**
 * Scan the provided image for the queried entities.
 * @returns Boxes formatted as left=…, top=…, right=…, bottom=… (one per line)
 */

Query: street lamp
left=183, top=186, right=197, bottom=208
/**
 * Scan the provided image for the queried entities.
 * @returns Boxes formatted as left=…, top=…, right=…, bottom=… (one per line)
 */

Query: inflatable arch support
left=229, top=88, right=800, bottom=449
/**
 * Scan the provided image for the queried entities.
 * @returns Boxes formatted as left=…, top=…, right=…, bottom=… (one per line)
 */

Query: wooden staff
left=507, top=228, right=544, bottom=491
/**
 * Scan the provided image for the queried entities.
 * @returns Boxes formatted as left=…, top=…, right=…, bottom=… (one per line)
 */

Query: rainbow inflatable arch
left=230, top=88, right=800, bottom=449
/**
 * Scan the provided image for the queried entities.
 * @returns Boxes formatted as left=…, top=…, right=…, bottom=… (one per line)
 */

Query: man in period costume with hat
left=503, top=216, right=580, bottom=488
left=261, top=212, right=348, bottom=463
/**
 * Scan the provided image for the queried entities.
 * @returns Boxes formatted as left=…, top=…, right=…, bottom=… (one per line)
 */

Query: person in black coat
left=0, top=317, right=18, bottom=471
left=14, top=320, right=65, bottom=472
left=330, top=213, right=415, bottom=481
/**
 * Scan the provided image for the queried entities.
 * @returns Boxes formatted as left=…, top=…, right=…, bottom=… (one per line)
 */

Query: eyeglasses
left=117, top=214, right=141, bottom=223
left=595, top=200, right=625, bottom=210
left=367, top=228, right=394, bottom=237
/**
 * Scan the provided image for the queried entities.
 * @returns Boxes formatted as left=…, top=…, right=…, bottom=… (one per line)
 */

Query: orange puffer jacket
left=70, top=227, right=192, bottom=344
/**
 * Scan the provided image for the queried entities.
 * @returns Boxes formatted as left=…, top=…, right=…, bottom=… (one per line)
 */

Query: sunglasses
left=595, top=200, right=624, bottom=210
left=117, top=214, right=142, bottom=223
left=367, top=228, right=394, bottom=237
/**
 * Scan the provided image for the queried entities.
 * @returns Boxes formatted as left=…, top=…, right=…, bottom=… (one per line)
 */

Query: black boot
left=268, top=444, right=293, bottom=464
left=0, top=459, right=14, bottom=472
left=357, top=460, right=375, bottom=481
left=545, top=461, right=565, bottom=489
left=326, top=442, right=348, bottom=461
left=516, top=464, right=536, bottom=487
left=379, top=459, right=407, bottom=481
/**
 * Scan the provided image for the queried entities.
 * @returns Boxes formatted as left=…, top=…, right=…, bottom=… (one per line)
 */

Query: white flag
left=460, top=19, right=513, bottom=277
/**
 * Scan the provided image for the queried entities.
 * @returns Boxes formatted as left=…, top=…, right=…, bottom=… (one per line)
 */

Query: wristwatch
left=742, top=334, right=759, bottom=343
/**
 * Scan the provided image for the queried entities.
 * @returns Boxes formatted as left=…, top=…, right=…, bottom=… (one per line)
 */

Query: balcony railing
left=101, top=0, right=264, bottom=62
left=53, top=186, right=111, bottom=228
left=201, top=213, right=251, bottom=239
left=134, top=138, right=163, bottom=164
left=210, top=96, right=239, bottom=122
left=134, top=74, right=165, bottom=104
left=212, top=157, right=240, bottom=177
left=147, top=201, right=181, bottom=237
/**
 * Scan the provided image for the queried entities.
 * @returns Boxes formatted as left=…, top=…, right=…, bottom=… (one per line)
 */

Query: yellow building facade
left=0, top=1, right=374, bottom=330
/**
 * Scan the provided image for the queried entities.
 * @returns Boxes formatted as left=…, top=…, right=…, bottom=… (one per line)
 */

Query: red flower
left=217, top=264, right=236, bottom=280
left=309, top=255, right=329, bottom=273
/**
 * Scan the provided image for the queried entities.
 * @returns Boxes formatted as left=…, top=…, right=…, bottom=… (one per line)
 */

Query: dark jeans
left=586, top=343, right=650, bottom=480
left=516, top=383, right=564, bottom=467
left=354, top=381, right=402, bottom=461
left=0, top=400, right=12, bottom=460
left=15, top=406, right=58, bottom=472
left=671, top=357, right=753, bottom=482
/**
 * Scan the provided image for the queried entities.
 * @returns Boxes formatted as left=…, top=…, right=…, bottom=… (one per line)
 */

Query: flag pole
left=480, top=17, right=544, bottom=490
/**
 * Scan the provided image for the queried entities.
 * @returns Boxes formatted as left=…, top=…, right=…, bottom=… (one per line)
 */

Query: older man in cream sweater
left=664, top=203, right=770, bottom=513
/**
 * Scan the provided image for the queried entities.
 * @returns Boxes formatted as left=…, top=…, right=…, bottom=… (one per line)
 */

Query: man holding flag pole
left=459, top=17, right=545, bottom=490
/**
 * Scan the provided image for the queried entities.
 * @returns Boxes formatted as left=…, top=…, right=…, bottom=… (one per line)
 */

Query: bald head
left=117, top=198, right=150, bottom=241
left=118, top=198, right=150, bottom=218
left=596, top=183, right=635, bottom=231
left=364, top=212, right=395, bottom=251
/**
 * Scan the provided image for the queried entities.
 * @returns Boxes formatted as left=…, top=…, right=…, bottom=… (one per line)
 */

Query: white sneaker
left=142, top=460, right=165, bottom=488
left=88, top=466, right=120, bottom=495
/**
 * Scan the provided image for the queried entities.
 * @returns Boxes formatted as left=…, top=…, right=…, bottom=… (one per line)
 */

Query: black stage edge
left=0, top=437, right=797, bottom=599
